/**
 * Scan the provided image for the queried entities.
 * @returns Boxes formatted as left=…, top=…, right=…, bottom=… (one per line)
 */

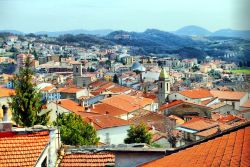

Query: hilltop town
left=0, top=33, right=250, bottom=167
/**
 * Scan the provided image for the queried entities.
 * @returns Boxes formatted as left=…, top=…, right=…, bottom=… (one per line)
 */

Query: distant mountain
left=0, top=30, right=24, bottom=35
left=106, top=29, right=200, bottom=49
left=35, top=29, right=113, bottom=37
left=210, top=29, right=250, bottom=39
left=174, top=25, right=212, bottom=36
left=105, top=29, right=206, bottom=58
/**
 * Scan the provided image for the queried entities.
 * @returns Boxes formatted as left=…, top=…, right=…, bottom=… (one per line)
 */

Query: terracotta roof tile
left=40, top=85, right=55, bottom=92
left=159, top=100, right=210, bottom=111
left=84, top=115, right=129, bottom=130
left=108, top=85, right=131, bottom=93
left=57, top=87, right=84, bottom=93
left=180, top=117, right=218, bottom=131
left=91, top=103, right=128, bottom=117
left=60, top=152, right=115, bottom=167
left=130, top=112, right=175, bottom=133
left=217, top=115, right=242, bottom=124
left=0, top=88, right=15, bottom=97
left=140, top=125, right=250, bottom=167
left=195, top=127, right=219, bottom=137
left=101, top=94, right=153, bottom=113
left=57, top=99, right=85, bottom=113
left=89, top=80, right=110, bottom=88
left=210, top=90, right=247, bottom=101
left=0, top=131, right=50, bottom=167
left=159, top=100, right=183, bottom=111
left=179, top=89, right=213, bottom=99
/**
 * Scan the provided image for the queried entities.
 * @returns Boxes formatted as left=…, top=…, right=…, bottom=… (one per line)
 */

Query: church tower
left=158, top=67, right=170, bottom=105
left=73, top=62, right=83, bottom=85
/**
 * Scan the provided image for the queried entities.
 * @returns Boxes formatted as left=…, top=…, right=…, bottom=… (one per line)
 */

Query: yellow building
left=104, top=73, right=114, bottom=81
left=0, top=88, right=15, bottom=121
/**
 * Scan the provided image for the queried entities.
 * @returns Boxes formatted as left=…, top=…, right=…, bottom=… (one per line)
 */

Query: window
left=160, top=82, right=162, bottom=89
left=232, top=102, right=235, bottom=108
left=41, top=157, right=47, bottom=167
left=75, top=66, right=79, bottom=73
left=105, top=133, right=110, bottom=144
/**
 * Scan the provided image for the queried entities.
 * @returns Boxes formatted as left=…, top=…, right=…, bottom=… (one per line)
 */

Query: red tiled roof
left=0, top=130, right=50, bottom=167
left=85, top=115, right=129, bottom=130
left=179, top=89, right=213, bottom=99
left=101, top=94, right=153, bottom=113
left=159, top=100, right=210, bottom=111
left=89, top=80, right=110, bottom=88
left=60, top=152, right=115, bottom=167
left=141, top=92, right=157, bottom=101
left=57, top=99, right=85, bottom=113
left=159, top=100, right=183, bottom=111
left=195, top=127, right=219, bottom=137
left=108, top=85, right=131, bottom=93
left=140, top=125, right=250, bottom=167
left=130, top=112, right=175, bottom=133
left=210, top=90, right=247, bottom=101
left=0, top=88, right=15, bottom=97
left=181, top=117, right=218, bottom=131
left=91, top=103, right=128, bottom=117
left=217, top=115, right=242, bottom=124
left=57, top=87, right=84, bottom=93
left=40, top=85, right=55, bottom=92
left=87, top=116, right=128, bottom=130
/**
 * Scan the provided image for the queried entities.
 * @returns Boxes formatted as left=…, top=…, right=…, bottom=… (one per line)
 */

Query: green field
left=0, top=52, right=14, bottom=57
left=228, top=68, right=250, bottom=74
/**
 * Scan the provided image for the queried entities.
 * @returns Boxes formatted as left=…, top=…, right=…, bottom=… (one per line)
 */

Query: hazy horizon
left=1, top=0, right=250, bottom=33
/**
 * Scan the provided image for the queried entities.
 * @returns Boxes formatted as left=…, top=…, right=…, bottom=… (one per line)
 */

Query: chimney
left=2, top=105, right=8, bottom=122
left=0, top=105, right=12, bottom=132
left=85, top=106, right=91, bottom=112
left=105, top=111, right=109, bottom=115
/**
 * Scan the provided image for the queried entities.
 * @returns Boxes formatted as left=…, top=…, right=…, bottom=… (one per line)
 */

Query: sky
left=0, top=0, right=249, bottom=33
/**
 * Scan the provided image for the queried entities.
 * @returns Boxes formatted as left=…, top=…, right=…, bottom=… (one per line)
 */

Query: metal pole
left=56, top=87, right=60, bottom=150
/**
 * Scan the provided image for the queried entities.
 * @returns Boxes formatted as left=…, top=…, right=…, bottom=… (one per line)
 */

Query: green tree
left=55, top=113, right=99, bottom=146
left=191, top=65, right=200, bottom=72
left=113, top=74, right=119, bottom=83
left=124, top=123, right=152, bottom=144
left=9, top=57, right=50, bottom=127
left=32, top=49, right=38, bottom=60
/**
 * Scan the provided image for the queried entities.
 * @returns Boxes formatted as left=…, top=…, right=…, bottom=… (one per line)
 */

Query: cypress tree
left=9, top=57, right=49, bottom=127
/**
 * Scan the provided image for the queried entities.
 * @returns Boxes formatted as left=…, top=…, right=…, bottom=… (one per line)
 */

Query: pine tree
left=9, top=57, right=49, bottom=127
left=55, top=113, right=99, bottom=146
left=124, top=123, right=152, bottom=144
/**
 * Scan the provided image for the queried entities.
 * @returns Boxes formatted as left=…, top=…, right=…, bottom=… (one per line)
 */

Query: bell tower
left=73, top=62, right=83, bottom=85
left=158, top=67, right=170, bottom=105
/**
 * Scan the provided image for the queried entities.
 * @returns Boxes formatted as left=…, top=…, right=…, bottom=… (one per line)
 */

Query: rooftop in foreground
left=139, top=122, right=250, bottom=167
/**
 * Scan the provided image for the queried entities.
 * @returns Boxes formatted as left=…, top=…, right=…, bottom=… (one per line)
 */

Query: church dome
left=132, top=62, right=146, bottom=72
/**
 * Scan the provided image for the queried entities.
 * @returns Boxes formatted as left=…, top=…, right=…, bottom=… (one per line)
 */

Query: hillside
left=210, top=29, right=250, bottom=39
left=174, top=25, right=211, bottom=36
left=106, top=29, right=202, bottom=54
